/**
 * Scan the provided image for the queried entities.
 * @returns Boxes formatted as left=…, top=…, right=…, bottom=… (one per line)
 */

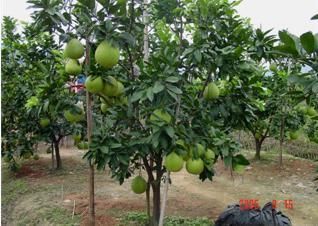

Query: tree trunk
left=54, top=141, right=62, bottom=169
left=255, top=139, right=262, bottom=160
left=279, top=108, right=285, bottom=167
left=51, top=142, right=55, bottom=169
left=152, top=181, right=161, bottom=226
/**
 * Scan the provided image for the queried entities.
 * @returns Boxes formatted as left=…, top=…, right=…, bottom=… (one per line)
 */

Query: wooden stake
left=159, top=171, right=170, bottom=226
left=85, top=37, right=95, bottom=226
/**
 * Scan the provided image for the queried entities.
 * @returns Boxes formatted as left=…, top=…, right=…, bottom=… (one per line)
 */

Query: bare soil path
left=2, top=147, right=318, bottom=226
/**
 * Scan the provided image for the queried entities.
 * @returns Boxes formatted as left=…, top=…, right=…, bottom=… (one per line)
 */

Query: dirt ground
left=2, top=147, right=318, bottom=226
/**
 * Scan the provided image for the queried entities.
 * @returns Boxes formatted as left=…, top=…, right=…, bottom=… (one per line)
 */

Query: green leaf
left=153, top=82, right=165, bottom=93
left=100, top=146, right=109, bottom=154
left=167, top=90, right=178, bottom=101
left=146, top=88, right=154, bottom=102
left=165, top=76, right=180, bottom=83
left=278, top=30, right=300, bottom=55
left=165, top=126, right=175, bottom=138
left=36, top=62, right=48, bottom=74
left=233, top=154, right=250, bottom=166
left=78, top=0, right=96, bottom=10
left=130, top=91, right=144, bottom=103
left=118, top=155, right=129, bottom=165
left=279, top=30, right=295, bottom=47
left=300, top=32, right=315, bottom=54
left=312, top=82, right=318, bottom=93
left=311, top=14, right=318, bottom=20
left=166, top=84, right=182, bottom=95
left=223, top=156, right=232, bottom=167
left=194, top=50, right=202, bottom=63
left=110, top=143, right=122, bottom=148
left=221, top=147, right=229, bottom=156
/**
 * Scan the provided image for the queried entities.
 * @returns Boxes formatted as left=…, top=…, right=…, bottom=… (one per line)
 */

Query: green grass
left=1, top=177, right=29, bottom=205
left=16, top=206, right=81, bottom=226
left=118, top=211, right=214, bottom=226
left=1, top=166, right=81, bottom=226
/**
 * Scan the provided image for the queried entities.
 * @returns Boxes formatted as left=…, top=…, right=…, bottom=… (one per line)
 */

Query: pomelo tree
left=274, top=16, right=318, bottom=189
left=1, top=15, right=86, bottom=170
left=25, top=0, right=255, bottom=225
left=1, top=17, right=41, bottom=170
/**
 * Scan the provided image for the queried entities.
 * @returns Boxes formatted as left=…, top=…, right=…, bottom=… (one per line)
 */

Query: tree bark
left=152, top=181, right=161, bottom=226
left=279, top=118, right=285, bottom=167
left=255, top=139, right=262, bottom=160
left=54, top=140, right=62, bottom=169
left=51, top=142, right=55, bottom=169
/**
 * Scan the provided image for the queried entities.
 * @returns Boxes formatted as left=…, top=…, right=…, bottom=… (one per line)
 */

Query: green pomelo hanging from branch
left=65, top=59, right=82, bottom=75
left=102, top=76, right=119, bottom=96
left=164, top=152, right=184, bottom=172
left=131, top=176, right=147, bottom=194
left=95, top=41, right=120, bottom=68
left=186, top=158, right=204, bottom=175
left=85, top=76, right=104, bottom=94
left=203, top=82, right=220, bottom=100
left=64, top=38, right=84, bottom=59
left=40, top=118, right=50, bottom=127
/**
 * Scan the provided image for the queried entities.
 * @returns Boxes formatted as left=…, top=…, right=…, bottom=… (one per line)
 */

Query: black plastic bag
left=215, top=202, right=292, bottom=226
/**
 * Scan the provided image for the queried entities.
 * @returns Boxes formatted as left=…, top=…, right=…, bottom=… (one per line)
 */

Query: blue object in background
left=77, top=74, right=86, bottom=84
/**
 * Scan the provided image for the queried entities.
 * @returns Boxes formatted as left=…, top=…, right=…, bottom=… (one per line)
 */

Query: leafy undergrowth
left=118, top=211, right=214, bottom=226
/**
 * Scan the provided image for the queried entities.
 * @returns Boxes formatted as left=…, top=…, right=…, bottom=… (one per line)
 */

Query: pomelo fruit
left=204, top=148, right=215, bottom=161
left=203, top=82, right=219, bottom=100
left=255, top=132, right=262, bottom=139
left=289, top=131, right=299, bottom=140
left=95, top=41, right=120, bottom=68
left=131, top=175, right=147, bottom=194
left=102, top=76, right=118, bottom=96
left=101, top=103, right=109, bottom=113
left=150, top=109, right=172, bottom=123
left=77, top=142, right=84, bottom=149
left=85, top=76, right=104, bottom=94
left=188, top=144, right=205, bottom=158
left=113, top=81, right=124, bottom=96
left=100, top=95, right=116, bottom=106
left=65, top=59, right=82, bottom=75
left=233, top=164, right=245, bottom=173
left=64, top=38, right=84, bottom=59
left=33, top=154, right=40, bottom=160
left=118, top=96, right=128, bottom=105
left=196, top=144, right=205, bottom=157
left=64, top=108, right=84, bottom=123
left=181, top=151, right=190, bottom=161
left=164, top=152, right=184, bottom=172
left=40, top=118, right=50, bottom=127
left=77, top=141, right=88, bottom=150
left=72, top=134, right=81, bottom=143
left=307, top=107, right=317, bottom=116
left=186, top=158, right=204, bottom=175
left=23, top=152, right=32, bottom=159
